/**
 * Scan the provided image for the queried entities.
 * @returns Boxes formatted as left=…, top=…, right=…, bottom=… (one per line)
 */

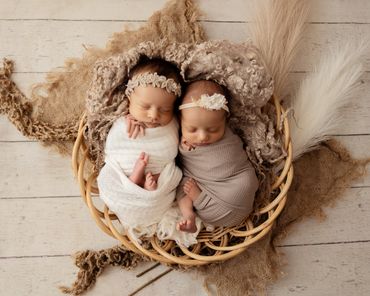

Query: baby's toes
left=183, top=184, right=190, bottom=194
left=189, top=179, right=197, bottom=187
left=184, top=179, right=192, bottom=186
left=176, top=221, right=184, bottom=231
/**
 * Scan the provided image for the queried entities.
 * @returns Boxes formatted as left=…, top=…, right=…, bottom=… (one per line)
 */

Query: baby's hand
left=125, top=115, right=145, bottom=139
left=181, top=138, right=195, bottom=151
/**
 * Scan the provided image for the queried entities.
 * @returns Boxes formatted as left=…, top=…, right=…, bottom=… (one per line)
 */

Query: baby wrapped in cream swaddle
left=98, top=117, right=201, bottom=246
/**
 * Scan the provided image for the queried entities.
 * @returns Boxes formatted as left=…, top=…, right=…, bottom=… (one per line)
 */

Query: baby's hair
left=182, top=80, right=231, bottom=102
left=129, top=56, right=183, bottom=87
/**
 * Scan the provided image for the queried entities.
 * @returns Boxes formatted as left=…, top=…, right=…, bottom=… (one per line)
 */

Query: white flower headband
left=125, top=72, right=182, bottom=97
left=179, top=93, right=230, bottom=113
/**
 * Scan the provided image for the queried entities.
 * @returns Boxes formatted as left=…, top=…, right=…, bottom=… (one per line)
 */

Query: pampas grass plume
left=290, top=41, right=368, bottom=160
left=249, top=0, right=310, bottom=100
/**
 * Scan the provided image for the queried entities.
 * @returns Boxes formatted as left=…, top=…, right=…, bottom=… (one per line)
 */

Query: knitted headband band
left=178, top=93, right=230, bottom=113
left=125, top=72, right=182, bottom=97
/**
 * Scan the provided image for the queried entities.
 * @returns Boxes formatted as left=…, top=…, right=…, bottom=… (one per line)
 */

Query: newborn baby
left=176, top=80, right=259, bottom=233
left=97, top=58, right=200, bottom=246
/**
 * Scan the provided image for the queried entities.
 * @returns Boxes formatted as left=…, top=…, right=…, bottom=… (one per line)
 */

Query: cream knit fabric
left=97, top=117, right=201, bottom=246
left=104, top=117, right=179, bottom=175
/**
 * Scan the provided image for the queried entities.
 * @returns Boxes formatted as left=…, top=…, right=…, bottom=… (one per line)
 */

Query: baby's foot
left=183, top=179, right=201, bottom=201
left=129, top=152, right=148, bottom=186
left=144, top=172, right=157, bottom=191
left=177, top=213, right=197, bottom=233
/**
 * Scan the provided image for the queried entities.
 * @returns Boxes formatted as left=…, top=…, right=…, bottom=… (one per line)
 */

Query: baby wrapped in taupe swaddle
left=176, top=80, right=259, bottom=233
left=177, top=127, right=258, bottom=227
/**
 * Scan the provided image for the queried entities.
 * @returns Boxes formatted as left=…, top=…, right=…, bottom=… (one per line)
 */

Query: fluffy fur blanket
left=85, top=39, right=282, bottom=174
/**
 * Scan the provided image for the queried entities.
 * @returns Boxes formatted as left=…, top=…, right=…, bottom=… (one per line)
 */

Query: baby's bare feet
left=183, top=179, right=201, bottom=201
left=144, top=172, right=157, bottom=191
left=176, top=213, right=197, bottom=233
left=129, top=152, right=148, bottom=186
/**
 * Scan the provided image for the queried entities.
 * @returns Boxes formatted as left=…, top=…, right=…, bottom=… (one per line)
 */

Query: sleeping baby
left=176, top=80, right=259, bottom=233
left=97, top=58, right=200, bottom=245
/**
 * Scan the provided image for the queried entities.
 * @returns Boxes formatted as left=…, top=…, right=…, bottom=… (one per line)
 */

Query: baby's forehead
left=181, top=105, right=226, bottom=125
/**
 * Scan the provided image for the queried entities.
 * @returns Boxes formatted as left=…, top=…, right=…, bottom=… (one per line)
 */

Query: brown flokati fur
left=0, top=59, right=79, bottom=153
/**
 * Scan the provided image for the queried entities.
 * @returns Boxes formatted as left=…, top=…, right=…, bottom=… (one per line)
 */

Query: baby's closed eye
left=140, top=104, right=150, bottom=110
left=206, top=127, right=222, bottom=133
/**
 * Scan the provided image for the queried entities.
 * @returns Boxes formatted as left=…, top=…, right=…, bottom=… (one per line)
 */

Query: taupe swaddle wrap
left=177, top=128, right=259, bottom=227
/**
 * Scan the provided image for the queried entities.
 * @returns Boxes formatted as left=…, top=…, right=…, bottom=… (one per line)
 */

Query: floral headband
left=179, top=93, right=230, bottom=113
left=125, top=72, right=182, bottom=97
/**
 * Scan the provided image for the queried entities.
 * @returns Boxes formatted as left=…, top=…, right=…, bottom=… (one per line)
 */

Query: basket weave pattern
left=72, top=95, right=293, bottom=266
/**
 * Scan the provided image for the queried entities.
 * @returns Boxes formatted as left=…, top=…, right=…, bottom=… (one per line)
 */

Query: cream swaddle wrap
left=97, top=117, right=201, bottom=246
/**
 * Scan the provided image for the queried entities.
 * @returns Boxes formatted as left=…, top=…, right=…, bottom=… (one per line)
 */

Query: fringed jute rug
left=0, top=0, right=368, bottom=295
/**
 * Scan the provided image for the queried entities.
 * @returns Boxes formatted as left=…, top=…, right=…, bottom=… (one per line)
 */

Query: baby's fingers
left=139, top=125, right=145, bottom=137
left=128, top=123, right=140, bottom=138
left=128, top=127, right=133, bottom=138
left=128, top=122, right=136, bottom=138
left=125, top=116, right=132, bottom=133
left=131, top=125, right=141, bottom=139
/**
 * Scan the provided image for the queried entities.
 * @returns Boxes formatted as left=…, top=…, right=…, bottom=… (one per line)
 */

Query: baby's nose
left=148, top=108, right=159, bottom=121
left=199, top=131, right=208, bottom=141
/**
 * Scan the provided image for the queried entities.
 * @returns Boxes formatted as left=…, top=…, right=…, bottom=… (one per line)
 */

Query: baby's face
left=181, top=107, right=226, bottom=146
left=128, top=85, right=176, bottom=127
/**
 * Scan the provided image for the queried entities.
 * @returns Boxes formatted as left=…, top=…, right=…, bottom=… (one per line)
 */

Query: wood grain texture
left=270, top=242, right=370, bottom=296
left=1, top=21, right=370, bottom=72
left=1, top=0, right=370, bottom=23
left=1, top=1, right=370, bottom=295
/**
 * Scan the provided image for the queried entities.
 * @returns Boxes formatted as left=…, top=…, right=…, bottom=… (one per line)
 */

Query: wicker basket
left=72, top=95, right=293, bottom=266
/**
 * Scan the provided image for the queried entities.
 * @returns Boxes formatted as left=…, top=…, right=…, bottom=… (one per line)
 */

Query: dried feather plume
left=248, top=0, right=310, bottom=100
left=289, top=41, right=368, bottom=160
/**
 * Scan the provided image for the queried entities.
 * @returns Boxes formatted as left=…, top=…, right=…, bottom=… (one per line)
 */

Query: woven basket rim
left=72, top=95, right=293, bottom=265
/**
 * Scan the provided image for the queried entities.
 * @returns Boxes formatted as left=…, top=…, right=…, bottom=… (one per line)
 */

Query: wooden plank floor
left=1, top=1, right=369, bottom=295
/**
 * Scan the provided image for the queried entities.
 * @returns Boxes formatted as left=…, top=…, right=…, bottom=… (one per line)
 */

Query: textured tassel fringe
left=59, top=246, right=145, bottom=295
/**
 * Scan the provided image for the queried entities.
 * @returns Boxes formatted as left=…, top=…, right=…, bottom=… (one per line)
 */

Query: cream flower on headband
left=179, top=93, right=230, bottom=112
left=125, top=72, right=182, bottom=97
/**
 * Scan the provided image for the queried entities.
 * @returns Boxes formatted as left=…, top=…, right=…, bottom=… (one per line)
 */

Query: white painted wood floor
left=1, top=1, right=370, bottom=295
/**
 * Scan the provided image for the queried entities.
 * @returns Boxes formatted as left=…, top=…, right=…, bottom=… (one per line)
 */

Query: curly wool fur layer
left=85, top=40, right=284, bottom=172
